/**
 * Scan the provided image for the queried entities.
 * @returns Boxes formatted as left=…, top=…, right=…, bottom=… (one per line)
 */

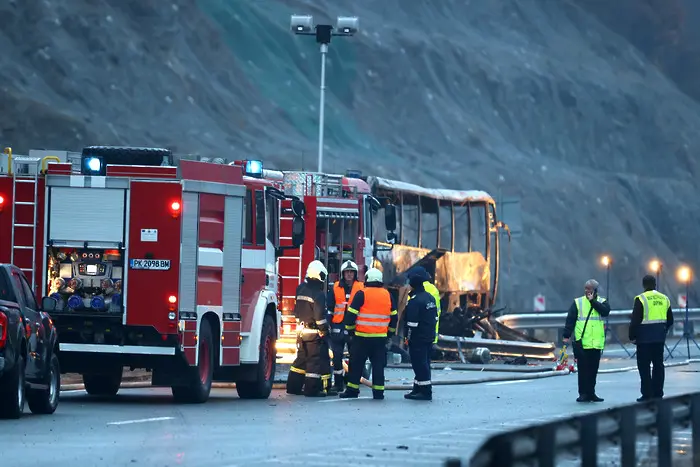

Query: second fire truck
left=0, top=146, right=304, bottom=403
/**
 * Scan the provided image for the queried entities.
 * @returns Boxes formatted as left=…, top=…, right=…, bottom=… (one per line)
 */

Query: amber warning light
left=168, top=295, right=177, bottom=312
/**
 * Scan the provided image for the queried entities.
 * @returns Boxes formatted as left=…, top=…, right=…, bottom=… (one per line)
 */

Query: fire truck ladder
left=10, top=156, right=42, bottom=292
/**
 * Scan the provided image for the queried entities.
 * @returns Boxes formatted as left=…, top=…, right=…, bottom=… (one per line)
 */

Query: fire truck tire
left=83, top=368, right=123, bottom=396
left=0, top=351, right=26, bottom=419
left=171, top=318, right=214, bottom=404
left=236, top=314, right=276, bottom=399
left=27, top=352, right=60, bottom=415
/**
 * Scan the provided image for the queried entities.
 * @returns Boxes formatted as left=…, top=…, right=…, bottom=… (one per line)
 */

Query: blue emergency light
left=244, top=160, right=263, bottom=178
left=81, top=155, right=106, bottom=176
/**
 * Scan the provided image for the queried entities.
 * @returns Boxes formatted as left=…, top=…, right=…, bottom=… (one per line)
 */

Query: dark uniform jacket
left=294, top=279, right=329, bottom=335
left=404, top=286, right=438, bottom=344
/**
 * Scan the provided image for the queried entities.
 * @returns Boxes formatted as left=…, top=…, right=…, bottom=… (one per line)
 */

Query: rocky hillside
left=0, top=0, right=698, bottom=310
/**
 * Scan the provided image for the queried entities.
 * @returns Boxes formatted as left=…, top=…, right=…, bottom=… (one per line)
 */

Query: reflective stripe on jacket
left=635, top=290, right=670, bottom=343
left=407, top=281, right=441, bottom=343
left=332, top=281, right=364, bottom=324
left=347, top=287, right=396, bottom=337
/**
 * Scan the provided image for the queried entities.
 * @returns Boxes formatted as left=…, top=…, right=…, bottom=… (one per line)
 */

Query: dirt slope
left=0, top=0, right=698, bottom=310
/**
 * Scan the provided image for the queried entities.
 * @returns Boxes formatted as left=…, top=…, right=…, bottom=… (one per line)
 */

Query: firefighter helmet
left=365, top=267, right=383, bottom=283
left=306, top=260, right=328, bottom=281
left=340, top=260, right=358, bottom=273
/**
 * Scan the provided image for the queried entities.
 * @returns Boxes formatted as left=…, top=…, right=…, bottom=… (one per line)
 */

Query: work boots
left=334, top=376, right=345, bottom=394
left=338, top=388, right=359, bottom=399
left=404, top=385, right=432, bottom=401
left=372, top=390, right=384, bottom=400
left=403, top=383, right=419, bottom=399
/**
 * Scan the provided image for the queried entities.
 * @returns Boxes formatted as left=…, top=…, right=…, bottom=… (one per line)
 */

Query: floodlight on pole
left=667, top=264, right=698, bottom=360
left=290, top=14, right=359, bottom=173
left=649, top=259, right=662, bottom=284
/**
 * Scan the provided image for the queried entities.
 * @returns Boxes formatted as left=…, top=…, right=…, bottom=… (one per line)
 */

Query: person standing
left=405, top=268, right=442, bottom=344
left=403, top=268, right=438, bottom=401
left=327, top=260, right=364, bottom=392
left=285, top=260, right=333, bottom=397
left=562, top=279, right=611, bottom=402
left=339, top=268, right=397, bottom=400
left=629, top=274, right=673, bottom=401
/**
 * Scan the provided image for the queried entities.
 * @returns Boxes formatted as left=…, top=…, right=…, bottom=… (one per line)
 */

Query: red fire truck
left=270, top=170, right=392, bottom=358
left=0, top=146, right=304, bottom=403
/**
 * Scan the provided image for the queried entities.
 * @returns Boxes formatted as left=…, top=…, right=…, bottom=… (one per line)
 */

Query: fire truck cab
left=272, top=170, right=395, bottom=357
left=0, top=146, right=304, bottom=403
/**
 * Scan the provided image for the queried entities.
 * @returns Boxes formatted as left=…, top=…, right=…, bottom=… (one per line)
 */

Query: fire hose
left=329, top=347, right=372, bottom=388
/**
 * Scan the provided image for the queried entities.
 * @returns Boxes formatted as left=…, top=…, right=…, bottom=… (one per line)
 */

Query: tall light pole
left=290, top=14, right=359, bottom=173
left=600, top=255, right=611, bottom=299
left=668, top=265, right=698, bottom=360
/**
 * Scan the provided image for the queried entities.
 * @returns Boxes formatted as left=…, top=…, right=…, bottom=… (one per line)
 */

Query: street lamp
left=600, top=255, right=611, bottom=298
left=668, top=265, right=698, bottom=360
left=290, top=14, right=359, bottom=173
left=649, top=259, right=662, bottom=285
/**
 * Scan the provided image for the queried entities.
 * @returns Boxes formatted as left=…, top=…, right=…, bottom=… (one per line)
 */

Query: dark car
left=0, top=264, right=60, bottom=419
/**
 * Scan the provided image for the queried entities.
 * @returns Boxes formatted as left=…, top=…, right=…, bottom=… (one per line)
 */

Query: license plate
left=129, top=259, right=171, bottom=270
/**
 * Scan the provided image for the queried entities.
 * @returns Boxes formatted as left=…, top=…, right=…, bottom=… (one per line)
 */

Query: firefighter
left=327, top=260, right=364, bottom=392
left=403, top=267, right=438, bottom=401
left=285, top=260, right=334, bottom=397
left=629, top=275, right=673, bottom=401
left=562, top=279, right=611, bottom=402
left=339, top=267, right=398, bottom=400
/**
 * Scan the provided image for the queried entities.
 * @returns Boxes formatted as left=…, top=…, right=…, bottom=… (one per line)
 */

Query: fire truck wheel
left=0, top=351, right=26, bottom=419
left=27, top=352, right=60, bottom=414
left=172, top=318, right=214, bottom=404
left=236, top=314, right=276, bottom=400
left=83, top=368, right=123, bottom=396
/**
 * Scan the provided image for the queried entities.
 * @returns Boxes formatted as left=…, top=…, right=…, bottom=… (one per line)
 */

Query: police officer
left=327, top=260, right=364, bottom=393
left=403, top=267, right=438, bottom=401
left=339, top=268, right=397, bottom=400
left=629, top=275, right=674, bottom=401
left=562, top=279, right=611, bottom=402
left=406, top=268, right=441, bottom=345
left=285, top=260, right=333, bottom=397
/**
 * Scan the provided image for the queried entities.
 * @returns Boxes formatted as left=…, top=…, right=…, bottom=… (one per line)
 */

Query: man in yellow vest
left=629, top=275, right=673, bottom=401
left=339, top=268, right=398, bottom=400
left=405, top=267, right=441, bottom=343
left=562, top=279, right=611, bottom=402
left=326, top=260, right=364, bottom=392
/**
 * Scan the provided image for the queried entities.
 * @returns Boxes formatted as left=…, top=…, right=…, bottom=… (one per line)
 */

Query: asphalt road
left=2, top=364, right=699, bottom=467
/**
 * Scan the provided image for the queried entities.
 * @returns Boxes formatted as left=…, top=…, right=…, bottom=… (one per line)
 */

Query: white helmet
left=306, top=260, right=328, bottom=281
left=365, top=267, right=383, bottom=283
left=340, top=260, right=358, bottom=273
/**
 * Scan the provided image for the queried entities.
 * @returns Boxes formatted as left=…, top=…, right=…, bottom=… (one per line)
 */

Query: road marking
left=107, top=416, right=175, bottom=426
left=485, top=379, right=532, bottom=386
left=318, top=396, right=373, bottom=402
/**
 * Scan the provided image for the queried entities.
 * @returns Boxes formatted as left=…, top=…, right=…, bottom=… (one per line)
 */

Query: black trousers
left=573, top=345, right=601, bottom=397
left=636, top=342, right=665, bottom=398
left=409, top=341, right=432, bottom=388
left=286, top=333, right=331, bottom=396
left=346, top=336, right=386, bottom=394
left=329, top=330, right=347, bottom=384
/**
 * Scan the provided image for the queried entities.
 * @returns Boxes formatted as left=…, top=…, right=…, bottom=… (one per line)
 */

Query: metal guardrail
left=436, top=334, right=556, bottom=360
left=496, top=308, right=700, bottom=330
left=444, top=392, right=700, bottom=467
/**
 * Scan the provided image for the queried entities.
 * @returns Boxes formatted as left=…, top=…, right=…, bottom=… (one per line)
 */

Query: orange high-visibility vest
left=355, top=287, right=392, bottom=337
left=332, top=281, right=364, bottom=324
